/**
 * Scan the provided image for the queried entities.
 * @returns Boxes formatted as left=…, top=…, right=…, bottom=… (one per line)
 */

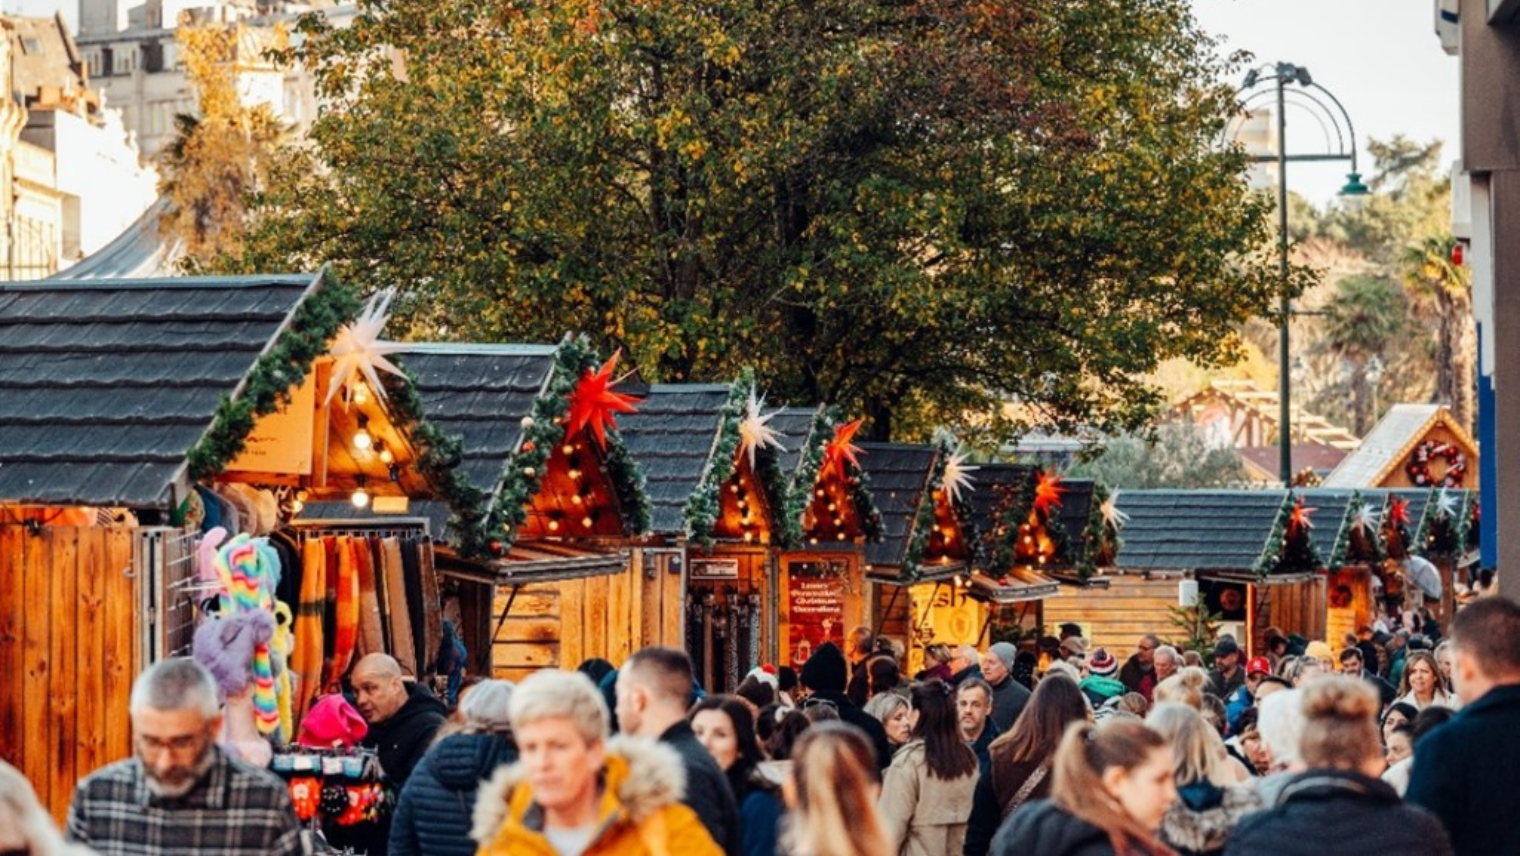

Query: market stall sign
left=786, top=559, right=847, bottom=670
left=690, top=558, right=740, bottom=580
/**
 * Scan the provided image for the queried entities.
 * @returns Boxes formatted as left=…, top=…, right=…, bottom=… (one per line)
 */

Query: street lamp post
left=1236, top=62, right=1368, bottom=486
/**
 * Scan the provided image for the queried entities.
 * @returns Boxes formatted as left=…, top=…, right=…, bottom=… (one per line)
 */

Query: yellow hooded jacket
left=471, top=734, right=722, bottom=856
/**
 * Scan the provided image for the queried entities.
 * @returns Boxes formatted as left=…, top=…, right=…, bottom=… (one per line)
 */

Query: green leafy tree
left=158, top=23, right=289, bottom=270
left=1319, top=274, right=1409, bottom=434
left=1068, top=421, right=1245, bottom=489
left=220, top=0, right=1285, bottom=441
left=1402, top=233, right=1474, bottom=429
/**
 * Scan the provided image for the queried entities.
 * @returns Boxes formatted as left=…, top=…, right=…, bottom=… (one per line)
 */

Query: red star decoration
left=1389, top=497, right=1411, bottom=528
left=1287, top=496, right=1317, bottom=536
left=565, top=350, right=641, bottom=450
left=1033, top=472, right=1065, bottom=516
left=822, top=418, right=865, bottom=479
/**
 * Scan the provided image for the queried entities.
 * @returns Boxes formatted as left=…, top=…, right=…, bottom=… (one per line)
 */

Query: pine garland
left=786, top=406, right=833, bottom=539
left=1258, top=494, right=1323, bottom=578
left=1419, top=490, right=1471, bottom=559
left=186, top=271, right=361, bottom=480
left=1079, top=481, right=1120, bottom=581
left=901, top=447, right=949, bottom=582
left=683, top=376, right=746, bottom=551
left=463, top=335, right=651, bottom=558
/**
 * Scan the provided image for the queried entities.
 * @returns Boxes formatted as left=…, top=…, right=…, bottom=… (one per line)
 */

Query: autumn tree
left=158, top=23, right=288, bottom=269
left=222, top=0, right=1284, bottom=442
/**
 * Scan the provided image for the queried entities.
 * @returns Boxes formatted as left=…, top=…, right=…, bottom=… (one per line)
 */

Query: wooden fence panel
left=74, top=528, right=108, bottom=792
left=0, top=527, right=24, bottom=766
left=47, top=528, right=80, bottom=819
left=20, top=527, right=51, bottom=810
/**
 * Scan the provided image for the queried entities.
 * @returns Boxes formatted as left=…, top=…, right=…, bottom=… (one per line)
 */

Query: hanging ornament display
left=736, top=384, right=784, bottom=470
left=1286, top=496, right=1317, bottom=536
left=324, top=289, right=407, bottom=406
left=565, top=349, right=641, bottom=450
left=1033, top=471, right=1066, bottom=516
left=821, top=418, right=865, bottom=479
left=1099, top=489, right=1130, bottom=531
left=940, top=446, right=978, bottom=505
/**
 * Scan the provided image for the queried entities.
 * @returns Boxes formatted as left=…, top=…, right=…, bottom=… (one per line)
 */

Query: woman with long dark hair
left=963, top=673, right=1090, bottom=856
left=690, top=695, right=786, bottom=856
left=878, top=679, right=979, bottom=856
left=992, top=719, right=1179, bottom=856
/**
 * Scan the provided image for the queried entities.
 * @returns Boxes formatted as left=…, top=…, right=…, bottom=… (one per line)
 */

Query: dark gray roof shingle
left=1112, top=490, right=1290, bottom=572
left=770, top=407, right=820, bottom=479
left=857, top=443, right=937, bottom=569
left=619, top=385, right=731, bottom=535
left=0, top=274, right=320, bottom=508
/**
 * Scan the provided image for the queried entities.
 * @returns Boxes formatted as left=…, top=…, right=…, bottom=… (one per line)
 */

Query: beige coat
left=877, top=740, right=977, bottom=856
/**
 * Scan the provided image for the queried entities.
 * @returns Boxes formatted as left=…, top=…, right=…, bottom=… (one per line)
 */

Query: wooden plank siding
left=1043, top=574, right=1182, bottom=664
left=1258, top=578, right=1328, bottom=647
left=490, top=552, right=686, bottom=680
left=0, top=525, right=140, bottom=824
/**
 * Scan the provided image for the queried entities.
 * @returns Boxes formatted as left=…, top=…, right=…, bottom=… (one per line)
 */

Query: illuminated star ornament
left=1389, top=497, right=1411, bottom=529
left=1287, top=496, right=1317, bottom=536
left=325, top=289, right=407, bottom=406
left=1351, top=502, right=1383, bottom=536
left=940, top=446, right=978, bottom=505
left=1100, top=490, right=1130, bottom=531
left=737, top=385, right=784, bottom=470
left=1033, top=471, right=1066, bottom=516
left=566, top=350, right=641, bottom=450
left=821, top=418, right=865, bottom=479
left=1434, top=487, right=1461, bottom=520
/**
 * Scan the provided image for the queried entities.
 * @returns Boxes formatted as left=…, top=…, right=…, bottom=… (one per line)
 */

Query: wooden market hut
left=769, top=409, right=880, bottom=676
left=855, top=443, right=979, bottom=672
left=1322, top=404, right=1478, bottom=490
left=618, top=380, right=800, bottom=691
left=1294, top=489, right=1385, bottom=646
left=297, top=341, right=666, bottom=681
left=0, top=272, right=369, bottom=820
left=1046, top=490, right=1325, bottom=661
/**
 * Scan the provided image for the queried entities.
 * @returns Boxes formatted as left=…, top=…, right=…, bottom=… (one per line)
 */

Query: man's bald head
left=352, top=654, right=407, bottom=724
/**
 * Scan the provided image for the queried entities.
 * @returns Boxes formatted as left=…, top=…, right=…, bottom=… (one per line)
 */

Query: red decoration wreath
left=1405, top=440, right=1467, bottom=488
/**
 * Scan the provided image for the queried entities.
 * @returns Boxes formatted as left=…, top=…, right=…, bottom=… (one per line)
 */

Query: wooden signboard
left=785, top=559, right=847, bottom=670
left=690, top=558, right=740, bottom=580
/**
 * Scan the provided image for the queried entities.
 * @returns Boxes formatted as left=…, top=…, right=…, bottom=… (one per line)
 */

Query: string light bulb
left=351, top=476, right=370, bottom=509
left=548, top=518, right=560, bottom=532
left=353, top=415, right=373, bottom=451
left=352, top=382, right=369, bottom=406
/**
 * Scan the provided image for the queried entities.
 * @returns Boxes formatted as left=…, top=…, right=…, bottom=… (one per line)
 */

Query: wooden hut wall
left=1252, top=578, right=1328, bottom=652
left=0, top=525, right=140, bottom=823
left=484, top=551, right=684, bottom=680
left=872, top=580, right=913, bottom=646
left=1043, top=573, right=1179, bottom=663
left=1325, top=567, right=1375, bottom=648
left=686, top=546, right=771, bottom=691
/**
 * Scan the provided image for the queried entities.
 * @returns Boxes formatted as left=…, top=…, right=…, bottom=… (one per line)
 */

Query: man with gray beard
left=67, top=658, right=305, bottom=855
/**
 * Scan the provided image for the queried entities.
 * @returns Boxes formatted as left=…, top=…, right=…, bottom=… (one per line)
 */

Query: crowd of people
left=5, top=597, right=1520, bottom=856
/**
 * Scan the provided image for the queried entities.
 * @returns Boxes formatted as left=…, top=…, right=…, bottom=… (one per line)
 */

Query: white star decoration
left=325, top=290, right=408, bottom=407
left=1435, top=487, right=1461, bottom=520
left=1101, top=490, right=1130, bottom=531
left=940, top=446, right=978, bottom=505
left=1352, top=502, right=1383, bottom=535
left=737, top=385, right=784, bottom=470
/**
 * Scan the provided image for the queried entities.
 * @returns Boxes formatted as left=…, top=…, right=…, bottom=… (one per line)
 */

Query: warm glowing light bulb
left=352, top=383, right=369, bottom=405
left=548, top=519, right=560, bottom=532
left=378, top=447, right=394, bottom=464
left=572, top=494, right=584, bottom=505
left=351, top=487, right=370, bottom=508
left=582, top=516, right=593, bottom=528
left=353, top=427, right=372, bottom=451
left=562, top=445, right=574, bottom=455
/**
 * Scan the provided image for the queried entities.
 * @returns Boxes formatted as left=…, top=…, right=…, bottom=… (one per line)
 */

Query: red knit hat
left=1086, top=648, right=1118, bottom=677
left=298, top=694, right=368, bottom=748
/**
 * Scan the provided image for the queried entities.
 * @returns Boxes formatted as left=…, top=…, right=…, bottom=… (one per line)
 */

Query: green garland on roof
left=683, top=375, right=747, bottom=552
left=186, top=271, right=361, bottom=481
left=467, top=335, right=651, bottom=558
left=900, top=447, right=949, bottom=583
left=1078, top=481, right=1119, bottom=582
left=786, top=406, right=833, bottom=542
left=380, top=365, right=489, bottom=551
left=1419, top=489, right=1472, bottom=559
left=987, top=472, right=1034, bottom=574
left=848, top=460, right=884, bottom=543
left=1341, top=490, right=1384, bottom=564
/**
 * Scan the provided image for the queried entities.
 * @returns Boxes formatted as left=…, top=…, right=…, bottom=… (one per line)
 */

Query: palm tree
left=1322, top=275, right=1408, bottom=434
left=1401, top=233, right=1474, bottom=429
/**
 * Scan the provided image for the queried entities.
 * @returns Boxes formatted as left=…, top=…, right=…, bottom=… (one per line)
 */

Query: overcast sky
left=1191, top=0, right=1461, bottom=206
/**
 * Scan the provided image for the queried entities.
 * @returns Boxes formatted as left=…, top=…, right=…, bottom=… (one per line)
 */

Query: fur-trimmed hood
left=470, top=734, right=687, bottom=846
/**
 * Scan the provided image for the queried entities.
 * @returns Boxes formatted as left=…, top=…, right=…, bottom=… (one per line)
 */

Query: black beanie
left=800, top=641, right=848, bottom=693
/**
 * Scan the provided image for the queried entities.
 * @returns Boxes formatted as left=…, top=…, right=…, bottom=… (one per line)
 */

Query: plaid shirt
left=67, top=748, right=307, bottom=856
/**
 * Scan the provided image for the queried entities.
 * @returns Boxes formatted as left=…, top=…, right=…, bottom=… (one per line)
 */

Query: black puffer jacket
left=1224, top=770, right=1452, bottom=856
left=991, top=799, right=1169, bottom=856
left=389, top=732, right=517, bottom=856
left=363, top=683, right=448, bottom=788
